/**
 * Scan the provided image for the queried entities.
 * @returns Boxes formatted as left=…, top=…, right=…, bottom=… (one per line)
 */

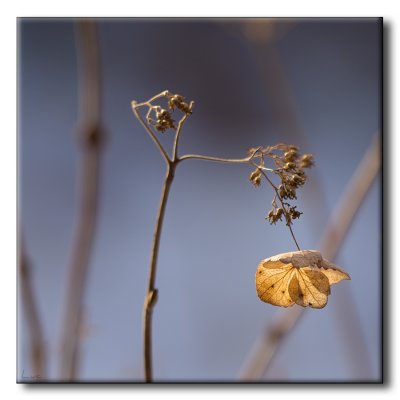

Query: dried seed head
left=245, top=143, right=313, bottom=227
left=168, top=94, right=193, bottom=114
left=154, top=108, right=175, bottom=132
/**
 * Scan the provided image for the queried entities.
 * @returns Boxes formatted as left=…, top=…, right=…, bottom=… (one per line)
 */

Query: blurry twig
left=19, top=237, right=46, bottom=378
left=59, top=20, right=104, bottom=381
left=239, top=132, right=381, bottom=380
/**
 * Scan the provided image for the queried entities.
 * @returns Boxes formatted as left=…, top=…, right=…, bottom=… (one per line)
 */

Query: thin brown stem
left=19, top=237, right=46, bottom=379
left=238, top=132, right=381, bottom=380
left=172, top=105, right=194, bottom=161
left=131, top=102, right=170, bottom=164
left=178, top=153, right=254, bottom=164
left=59, top=20, right=104, bottom=381
left=143, top=163, right=176, bottom=382
left=134, top=111, right=262, bottom=380
left=134, top=91, right=170, bottom=108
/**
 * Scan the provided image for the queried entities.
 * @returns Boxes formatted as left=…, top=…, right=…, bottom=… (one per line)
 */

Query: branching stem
left=131, top=101, right=171, bottom=164
left=132, top=93, right=302, bottom=382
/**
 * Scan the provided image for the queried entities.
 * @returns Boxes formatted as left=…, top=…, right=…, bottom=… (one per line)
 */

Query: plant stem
left=131, top=102, right=170, bottom=164
left=178, top=153, right=252, bottom=164
left=172, top=107, right=193, bottom=161
left=141, top=148, right=256, bottom=381
left=143, top=163, right=176, bottom=382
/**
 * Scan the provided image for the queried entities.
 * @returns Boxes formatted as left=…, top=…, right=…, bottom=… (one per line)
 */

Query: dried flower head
left=255, top=250, right=350, bottom=308
left=247, top=143, right=314, bottom=227
left=300, top=154, right=314, bottom=168
left=266, top=207, right=284, bottom=224
left=141, top=91, right=194, bottom=134
left=168, top=94, right=193, bottom=115
left=153, top=108, right=176, bottom=133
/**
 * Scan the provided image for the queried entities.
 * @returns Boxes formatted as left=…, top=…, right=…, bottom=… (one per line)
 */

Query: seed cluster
left=146, top=92, right=193, bottom=133
left=168, top=94, right=193, bottom=115
left=247, top=144, right=314, bottom=226
left=154, top=108, right=176, bottom=132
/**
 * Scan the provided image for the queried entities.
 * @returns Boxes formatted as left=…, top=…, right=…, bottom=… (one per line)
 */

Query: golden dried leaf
left=255, top=250, right=350, bottom=309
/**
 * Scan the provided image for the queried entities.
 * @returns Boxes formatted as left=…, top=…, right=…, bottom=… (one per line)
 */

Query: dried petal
left=255, top=250, right=350, bottom=308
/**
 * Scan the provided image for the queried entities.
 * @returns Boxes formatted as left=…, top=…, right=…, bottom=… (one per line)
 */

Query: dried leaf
left=255, top=250, right=350, bottom=309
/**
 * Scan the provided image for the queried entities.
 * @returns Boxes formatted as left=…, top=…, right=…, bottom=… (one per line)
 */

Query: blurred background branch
left=238, top=132, right=380, bottom=380
left=59, top=20, right=105, bottom=381
left=19, top=236, right=46, bottom=378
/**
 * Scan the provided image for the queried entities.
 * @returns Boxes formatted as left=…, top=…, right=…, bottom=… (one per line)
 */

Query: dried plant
left=239, top=133, right=380, bottom=380
left=131, top=90, right=349, bottom=382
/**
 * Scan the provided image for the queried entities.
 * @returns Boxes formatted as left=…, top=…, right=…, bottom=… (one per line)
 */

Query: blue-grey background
left=18, top=18, right=381, bottom=381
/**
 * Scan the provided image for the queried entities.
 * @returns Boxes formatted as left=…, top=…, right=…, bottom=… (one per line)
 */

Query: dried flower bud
left=279, top=184, right=287, bottom=199
left=300, top=154, right=314, bottom=168
left=283, top=162, right=296, bottom=171
left=284, top=149, right=298, bottom=162
left=249, top=169, right=262, bottom=187
left=266, top=206, right=285, bottom=225
left=154, top=108, right=175, bottom=132
left=168, top=94, right=193, bottom=114
left=291, top=174, right=305, bottom=186
left=289, top=206, right=302, bottom=220
left=282, top=184, right=297, bottom=200
left=156, top=109, right=168, bottom=119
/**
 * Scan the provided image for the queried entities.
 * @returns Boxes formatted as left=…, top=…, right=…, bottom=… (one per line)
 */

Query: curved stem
left=258, top=168, right=301, bottom=251
left=143, top=163, right=176, bottom=382
left=131, top=102, right=170, bottom=164
left=178, top=153, right=253, bottom=164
